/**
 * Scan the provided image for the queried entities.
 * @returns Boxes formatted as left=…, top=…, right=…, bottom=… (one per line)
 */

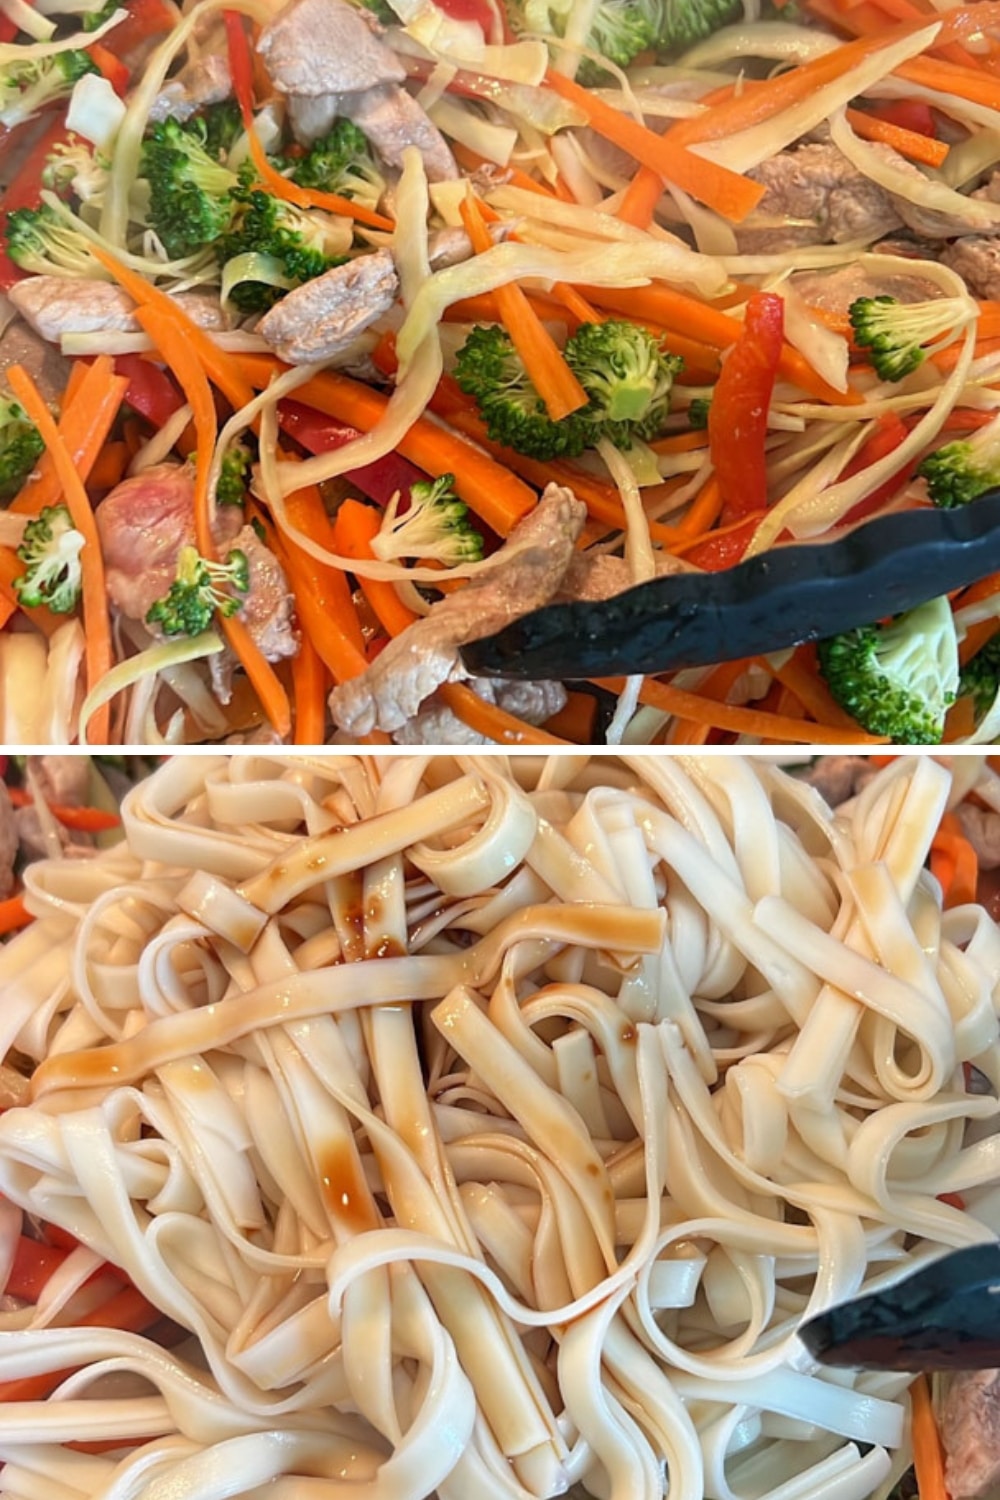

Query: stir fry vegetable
left=3, top=0, right=1000, bottom=742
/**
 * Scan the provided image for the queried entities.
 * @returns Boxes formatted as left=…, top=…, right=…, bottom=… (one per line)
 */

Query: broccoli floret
left=0, top=50, right=97, bottom=130
left=660, top=0, right=742, bottom=50
left=216, top=440, right=251, bottom=507
left=5, top=203, right=100, bottom=277
left=145, top=545, right=250, bottom=636
left=0, top=397, right=43, bottom=504
left=13, top=504, right=84, bottom=613
left=453, top=324, right=587, bottom=461
left=687, top=396, right=711, bottom=430
left=959, top=633, right=1000, bottom=722
left=918, top=412, right=1000, bottom=509
left=817, top=594, right=960, bottom=745
left=289, top=119, right=386, bottom=211
left=848, top=294, right=969, bottom=383
left=371, top=474, right=484, bottom=565
left=83, top=0, right=120, bottom=29
left=564, top=318, right=681, bottom=448
left=216, top=170, right=346, bottom=312
left=197, top=100, right=244, bottom=162
left=142, top=116, right=240, bottom=259
left=42, top=139, right=111, bottom=207
left=578, top=0, right=660, bottom=82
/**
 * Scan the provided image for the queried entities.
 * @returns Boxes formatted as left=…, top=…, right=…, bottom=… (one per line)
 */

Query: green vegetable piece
left=141, top=115, right=240, bottom=260
left=959, top=632, right=1000, bottom=722
left=216, top=167, right=346, bottom=312
left=848, top=294, right=964, bottom=384
left=0, top=50, right=97, bottom=129
left=817, top=594, right=960, bottom=744
left=453, top=324, right=587, bottom=461
left=289, top=118, right=386, bottom=210
left=918, top=412, right=1000, bottom=509
left=6, top=202, right=102, bottom=277
left=216, top=440, right=252, bottom=507
left=14, top=503, right=85, bottom=613
left=660, top=0, right=743, bottom=50
left=373, top=473, right=484, bottom=565
left=687, top=396, right=711, bottom=430
left=565, top=317, right=681, bottom=447
left=0, top=396, right=44, bottom=504
left=145, top=545, right=250, bottom=636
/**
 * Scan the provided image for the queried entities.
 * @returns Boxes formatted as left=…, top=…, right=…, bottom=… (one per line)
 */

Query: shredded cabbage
left=0, top=0, right=54, bottom=42
left=0, top=4, right=122, bottom=59
left=679, top=20, right=841, bottom=68
left=77, top=630, right=225, bottom=745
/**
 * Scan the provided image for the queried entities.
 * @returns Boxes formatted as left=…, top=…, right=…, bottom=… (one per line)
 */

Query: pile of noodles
left=0, top=752, right=998, bottom=1500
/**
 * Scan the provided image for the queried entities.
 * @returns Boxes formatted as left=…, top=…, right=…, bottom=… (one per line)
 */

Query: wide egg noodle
left=0, top=754, right=996, bottom=1499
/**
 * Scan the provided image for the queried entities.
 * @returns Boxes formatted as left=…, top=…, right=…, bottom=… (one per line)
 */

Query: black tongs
left=799, top=1244, right=1000, bottom=1371
left=460, top=492, right=1000, bottom=681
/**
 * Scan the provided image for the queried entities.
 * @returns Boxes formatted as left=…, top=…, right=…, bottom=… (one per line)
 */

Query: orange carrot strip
left=674, top=476, right=723, bottom=540
left=605, top=674, right=888, bottom=743
left=844, top=105, right=949, bottom=164
left=269, top=529, right=369, bottom=686
left=5, top=788, right=120, bottom=830
left=12, top=356, right=129, bottom=518
left=243, top=127, right=395, bottom=232
left=460, top=193, right=589, bottom=422
left=292, top=635, right=327, bottom=745
left=134, top=304, right=291, bottom=740
left=438, top=681, right=570, bottom=745
left=909, top=1375, right=948, bottom=1500
left=541, top=688, right=597, bottom=743
left=617, top=164, right=666, bottom=229
left=86, top=441, right=129, bottom=491
left=544, top=67, right=765, bottom=222
left=239, top=354, right=538, bottom=537
left=650, top=431, right=711, bottom=456
left=332, top=499, right=420, bottom=638
left=6, top=365, right=112, bottom=745
left=279, top=483, right=366, bottom=656
left=761, top=644, right=865, bottom=729
left=931, top=811, right=979, bottom=904
left=0, top=894, right=32, bottom=935
left=89, top=245, right=255, bottom=412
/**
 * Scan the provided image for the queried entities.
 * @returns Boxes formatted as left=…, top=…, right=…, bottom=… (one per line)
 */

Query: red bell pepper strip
left=224, top=9, right=256, bottom=122
left=839, top=412, right=915, bottom=525
left=682, top=513, right=766, bottom=572
left=279, top=399, right=430, bottom=508
left=0, top=114, right=75, bottom=290
left=86, top=41, right=130, bottom=96
left=5, top=787, right=121, bottom=832
left=96, top=0, right=175, bottom=63
left=867, top=100, right=937, bottom=138
left=433, top=0, right=497, bottom=33
left=114, top=355, right=185, bottom=428
left=708, top=292, right=784, bottom=523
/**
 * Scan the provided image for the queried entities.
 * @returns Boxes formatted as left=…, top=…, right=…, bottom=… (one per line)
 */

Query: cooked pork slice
left=942, top=237, right=1000, bottom=300
left=790, top=262, right=943, bottom=314
left=0, top=784, right=15, bottom=899
left=287, top=92, right=343, bottom=146
left=96, top=463, right=243, bottom=624
left=392, top=678, right=567, bottom=744
left=258, top=0, right=404, bottom=97
left=0, top=317, right=70, bottom=403
left=231, top=525, right=298, bottom=662
left=149, top=53, right=232, bottom=123
left=942, top=1371, right=1000, bottom=1500
left=32, top=756, right=89, bottom=808
left=8, top=278, right=228, bottom=343
left=886, top=155, right=1000, bottom=239
left=427, top=221, right=513, bottom=269
left=330, top=483, right=587, bottom=736
left=557, top=550, right=696, bottom=603
left=258, top=249, right=398, bottom=363
left=738, top=144, right=901, bottom=252
left=797, top=755, right=882, bottom=807
left=956, top=804, right=1000, bottom=869
left=343, top=84, right=458, bottom=182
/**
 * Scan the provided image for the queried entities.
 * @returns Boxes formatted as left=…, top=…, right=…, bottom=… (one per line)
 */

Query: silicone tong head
left=799, top=1245, right=1000, bottom=1371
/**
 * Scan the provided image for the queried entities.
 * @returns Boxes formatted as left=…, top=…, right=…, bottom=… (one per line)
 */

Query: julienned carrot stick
left=134, top=304, right=291, bottom=741
left=278, top=476, right=366, bottom=658
left=89, top=245, right=255, bottom=412
left=292, top=635, right=326, bottom=745
left=5, top=787, right=120, bottom=830
left=543, top=67, right=765, bottom=223
left=844, top=105, right=949, bottom=165
left=460, top=194, right=589, bottom=422
left=269, top=529, right=369, bottom=685
left=332, top=500, right=419, bottom=638
left=617, top=164, right=666, bottom=229
left=7, top=365, right=113, bottom=745
left=238, top=354, right=538, bottom=537
left=931, top=811, right=979, bottom=906
left=909, top=1375, right=948, bottom=1500
left=674, top=475, right=723, bottom=539
left=12, top=356, right=129, bottom=519
left=0, top=894, right=32, bottom=935
left=437, top=682, right=570, bottom=745
left=601, top=675, right=888, bottom=743
left=540, top=689, right=597, bottom=743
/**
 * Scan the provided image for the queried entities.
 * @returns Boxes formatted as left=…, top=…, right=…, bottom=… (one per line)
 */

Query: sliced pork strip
left=942, top=1371, right=1000, bottom=1500
left=149, top=53, right=232, bottom=123
left=8, top=278, right=228, bottom=343
left=0, top=317, right=70, bottom=403
left=0, top=784, right=16, bottom=899
left=789, top=262, right=943, bottom=315
left=257, top=249, right=398, bottom=363
left=96, top=463, right=243, bottom=623
left=330, top=483, right=587, bottom=737
left=956, top=804, right=1000, bottom=869
left=32, top=756, right=89, bottom=807
left=737, top=144, right=902, bottom=253
left=392, top=678, right=567, bottom=745
left=257, top=0, right=404, bottom=98
left=942, top=238, right=1000, bottom=300
left=343, top=83, right=458, bottom=182
left=231, top=526, right=298, bottom=663
left=557, top=549, right=696, bottom=603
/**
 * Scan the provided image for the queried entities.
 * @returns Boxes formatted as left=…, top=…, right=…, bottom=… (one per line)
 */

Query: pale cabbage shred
left=24, top=0, right=1000, bottom=737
